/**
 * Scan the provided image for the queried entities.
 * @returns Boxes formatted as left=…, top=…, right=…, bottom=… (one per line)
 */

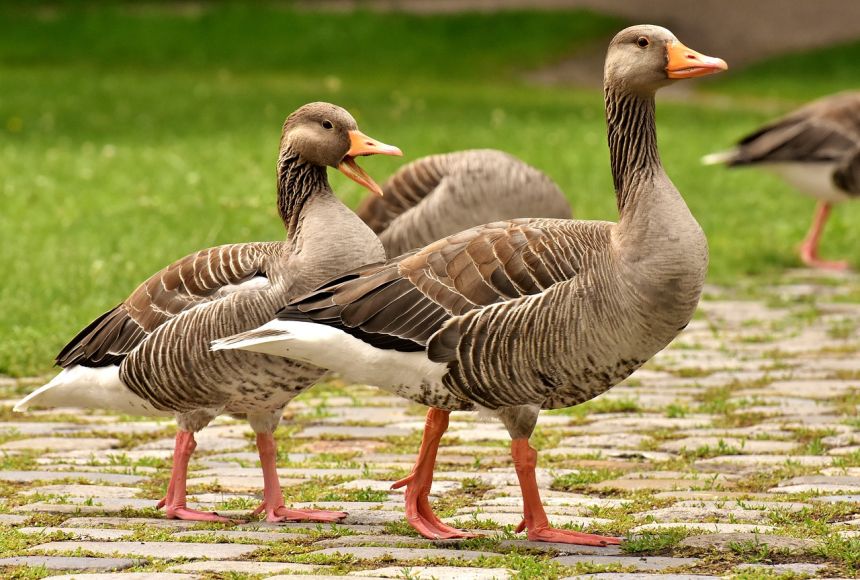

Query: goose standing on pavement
left=703, top=91, right=860, bottom=270
left=15, top=103, right=401, bottom=523
left=357, top=149, right=572, bottom=255
left=213, top=25, right=727, bottom=545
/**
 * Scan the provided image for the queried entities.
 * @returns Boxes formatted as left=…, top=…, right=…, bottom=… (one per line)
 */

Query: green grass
left=1, top=3, right=859, bottom=376
left=710, top=39, right=860, bottom=101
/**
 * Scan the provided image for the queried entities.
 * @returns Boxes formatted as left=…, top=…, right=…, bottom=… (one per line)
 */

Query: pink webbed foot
left=157, top=497, right=236, bottom=523
left=252, top=502, right=347, bottom=523
left=392, top=474, right=477, bottom=540
left=515, top=519, right=621, bottom=546
left=800, top=254, right=851, bottom=271
left=799, top=203, right=852, bottom=271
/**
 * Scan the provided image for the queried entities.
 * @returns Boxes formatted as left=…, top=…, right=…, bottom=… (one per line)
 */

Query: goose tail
left=212, top=319, right=447, bottom=390
left=211, top=320, right=337, bottom=366
left=701, top=149, right=738, bottom=166
left=14, top=365, right=170, bottom=416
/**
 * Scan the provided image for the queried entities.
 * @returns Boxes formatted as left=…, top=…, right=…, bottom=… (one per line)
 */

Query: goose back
left=356, top=150, right=572, bottom=255
left=720, top=92, right=860, bottom=167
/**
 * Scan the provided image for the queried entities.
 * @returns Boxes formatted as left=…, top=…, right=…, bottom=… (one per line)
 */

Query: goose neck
left=276, top=147, right=330, bottom=240
left=604, top=85, right=663, bottom=215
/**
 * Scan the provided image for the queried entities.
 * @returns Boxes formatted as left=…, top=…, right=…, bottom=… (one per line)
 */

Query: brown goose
left=357, top=149, right=572, bottom=255
left=703, top=91, right=860, bottom=270
left=213, top=26, right=727, bottom=544
left=15, top=102, right=401, bottom=523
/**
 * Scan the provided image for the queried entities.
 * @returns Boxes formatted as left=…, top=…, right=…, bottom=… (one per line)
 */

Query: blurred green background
left=1, top=2, right=858, bottom=376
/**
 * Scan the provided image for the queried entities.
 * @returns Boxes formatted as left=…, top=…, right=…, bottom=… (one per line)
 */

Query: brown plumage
left=356, top=149, right=572, bottom=255
left=56, top=243, right=277, bottom=368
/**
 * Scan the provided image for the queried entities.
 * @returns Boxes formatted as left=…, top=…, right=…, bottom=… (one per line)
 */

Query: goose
left=212, top=25, right=727, bottom=545
left=357, top=149, right=572, bottom=256
left=703, top=91, right=860, bottom=270
left=15, top=102, right=401, bottom=523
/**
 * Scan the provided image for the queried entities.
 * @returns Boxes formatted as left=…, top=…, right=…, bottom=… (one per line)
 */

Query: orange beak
left=666, top=41, right=728, bottom=79
left=337, top=130, right=403, bottom=196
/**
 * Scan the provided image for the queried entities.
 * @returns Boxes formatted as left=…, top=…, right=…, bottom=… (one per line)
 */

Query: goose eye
left=321, top=120, right=334, bottom=130
left=636, top=37, right=649, bottom=48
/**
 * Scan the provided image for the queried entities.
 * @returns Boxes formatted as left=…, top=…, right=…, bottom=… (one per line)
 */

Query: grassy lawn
left=1, top=3, right=858, bottom=376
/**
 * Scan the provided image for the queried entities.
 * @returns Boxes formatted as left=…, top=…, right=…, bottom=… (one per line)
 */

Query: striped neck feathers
left=604, top=85, right=663, bottom=216
left=276, top=146, right=330, bottom=239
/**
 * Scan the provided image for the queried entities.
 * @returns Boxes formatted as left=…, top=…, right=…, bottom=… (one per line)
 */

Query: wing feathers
left=278, top=219, right=604, bottom=358
left=726, top=92, right=860, bottom=166
left=57, top=242, right=278, bottom=368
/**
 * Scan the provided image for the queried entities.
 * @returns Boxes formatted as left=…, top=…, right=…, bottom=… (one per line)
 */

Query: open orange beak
left=337, top=130, right=402, bottom=196
left=666, top=41, right=727, bottom=79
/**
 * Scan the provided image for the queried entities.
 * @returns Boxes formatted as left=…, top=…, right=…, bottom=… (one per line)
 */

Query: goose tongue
left=666, top=41, right=727, bottom=79
left=338, top=129, right=402, bottom=196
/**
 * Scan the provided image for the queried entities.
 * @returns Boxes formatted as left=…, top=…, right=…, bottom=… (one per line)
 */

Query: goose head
left=281, top=102, right=402, bottom=195
left=604, top=25, right=727, bottom=93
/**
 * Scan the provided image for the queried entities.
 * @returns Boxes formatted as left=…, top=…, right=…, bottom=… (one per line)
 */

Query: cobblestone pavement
left=1, top=271, right=859, bottom=579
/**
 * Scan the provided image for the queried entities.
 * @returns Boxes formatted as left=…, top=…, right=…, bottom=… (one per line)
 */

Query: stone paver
left=0, top=437, right=121, bottom=451
left=21, top=484, right=144, bottom=498
left=630, top=522, right=774, bottom=534
left=352, top=567, right=513, bottom=579
left=18, top=526, right=135, bottom=540
left=43, top=572, right=199, bottom=580
left=29, top=541, right=261, bottom=560
left=169, top=560, right=317, bottom=573
left=679, top=533, right=818, bottom=552
left=0, top=556, right=138, bottom=571
left=553, top=554, right=699, bottom=571
left=2, top=275, right=860, bottom=578
left=45, top=575, right=197, bottom=580
left=565, top=576, right=721, bottom=580
left=58, top=516, right=202, bottom=529
left=312, top=546, right=500, bottom=562
left=0, top=470, right=144, bottom=484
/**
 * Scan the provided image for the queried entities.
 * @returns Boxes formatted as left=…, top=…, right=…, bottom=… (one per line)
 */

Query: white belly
left=767, top=162, right=851, bottom=203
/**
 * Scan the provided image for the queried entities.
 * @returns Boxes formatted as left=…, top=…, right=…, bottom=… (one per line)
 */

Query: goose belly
left=436, top=311, right=659, bottom=412
left=219, top=353, right=325, bottom=415
left=120, top=321, right=325, bottom=416
left=767, top=162, right=850, bottom=203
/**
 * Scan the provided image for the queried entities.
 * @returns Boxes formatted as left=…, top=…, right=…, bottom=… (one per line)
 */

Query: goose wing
left=355, top=153, right=449, bottom=234
left=278, top=219, right=604, bottom=353
left=57, top=242, right=280, bottom=368
left=727, top=92, right=860, bottom=166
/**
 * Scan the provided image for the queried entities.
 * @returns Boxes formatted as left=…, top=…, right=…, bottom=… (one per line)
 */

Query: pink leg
left=252, top=432, right=347, bottom=523
left=512, top=439, right=621, bottom=545
left=157, top=431, right=233, bottom=522
left=392, top=408, right=476, bottom=539
left=799, top=202, right=850, bottom=270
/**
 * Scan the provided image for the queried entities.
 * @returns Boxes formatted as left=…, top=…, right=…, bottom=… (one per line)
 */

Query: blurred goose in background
left=213, top=25, right=727, bottom=544
left=703, top=91, right=860, bottom=270
left=15, top=103, right=400, bottom=523
left=357, top=149, right=572, bottom=255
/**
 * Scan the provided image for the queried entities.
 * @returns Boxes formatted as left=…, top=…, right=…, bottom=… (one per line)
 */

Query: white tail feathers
left=211, top=319, right=447, bottom=392
left=209, top=320, right=314, bottom=359
left=700, top=149, right=737, bottom=166
left=14, top=365, right=170, bottom=416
